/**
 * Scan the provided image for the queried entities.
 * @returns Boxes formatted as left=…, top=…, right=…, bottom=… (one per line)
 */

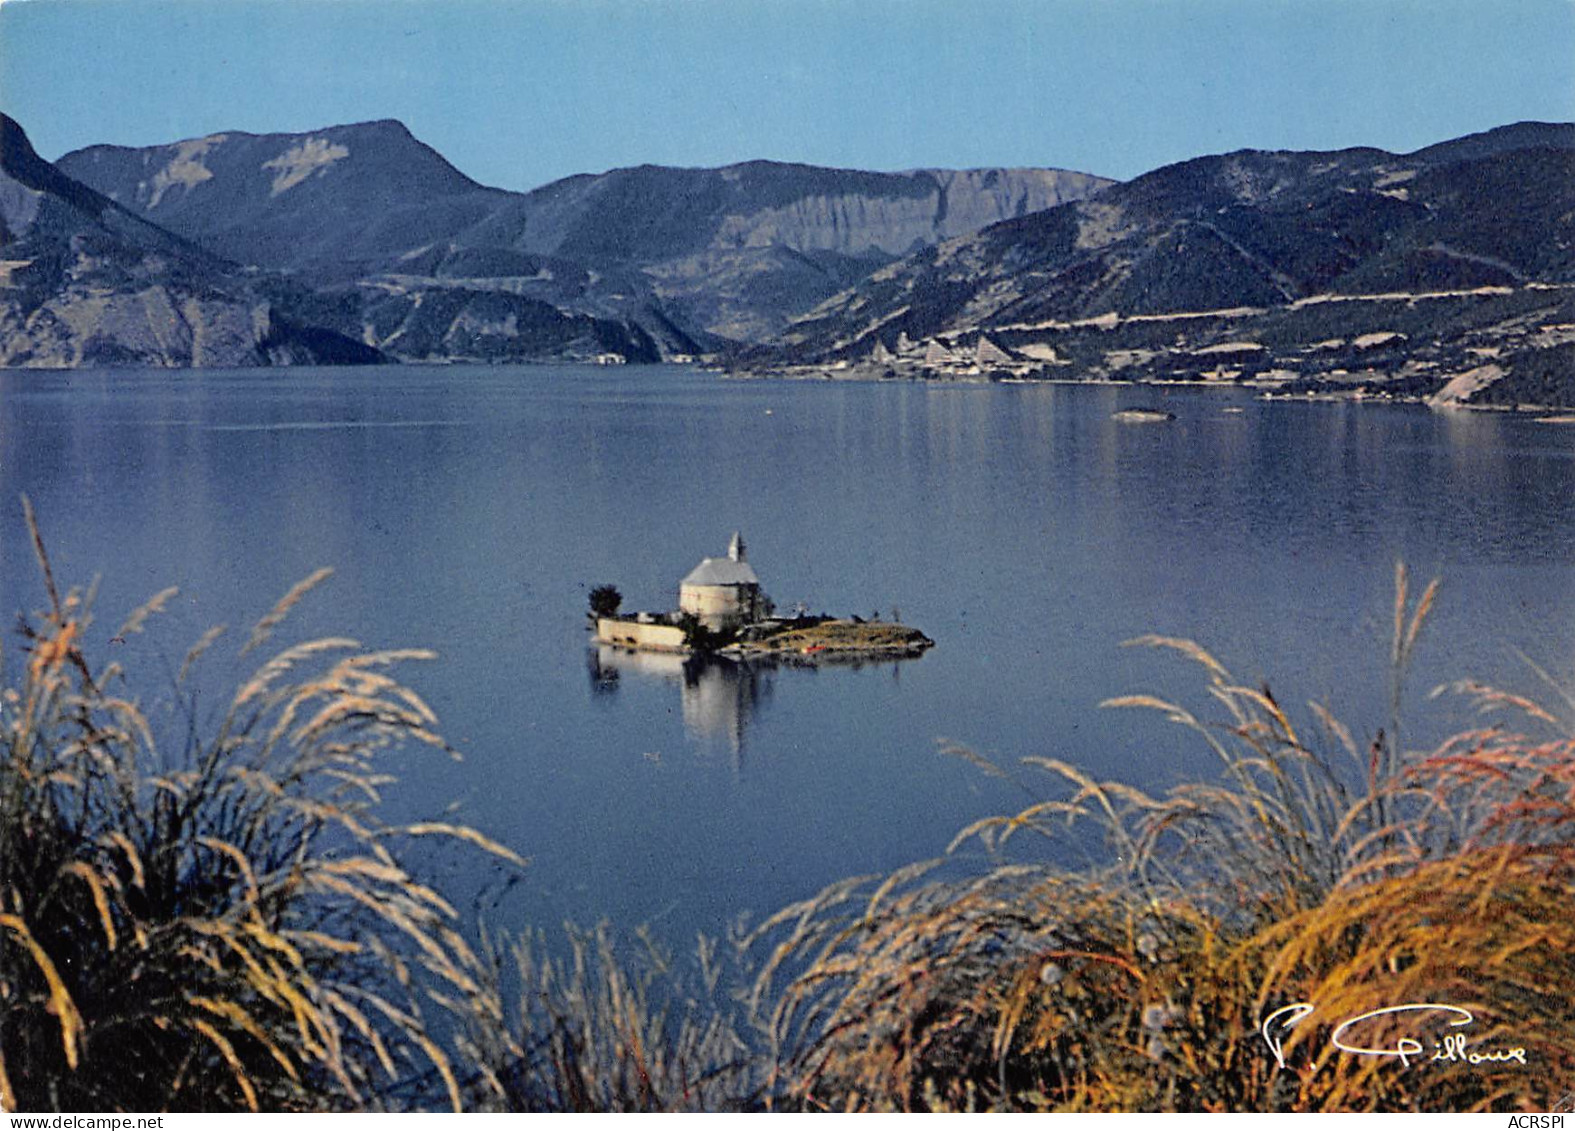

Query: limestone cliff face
left=925, top=168, right=1112, bottom=238
left=710, top=168, right=1111, bottom=257
left=495, top=161, right=1114, bottom=338
left=650, top=167, right=1111, bottom=338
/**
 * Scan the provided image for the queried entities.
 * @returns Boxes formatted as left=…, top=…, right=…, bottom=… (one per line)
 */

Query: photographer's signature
left=1261, top=1002, right=1528, bottom=1069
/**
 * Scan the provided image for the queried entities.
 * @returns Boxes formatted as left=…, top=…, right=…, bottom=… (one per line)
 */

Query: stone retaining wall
left=595, top=618, right=688, bottom=652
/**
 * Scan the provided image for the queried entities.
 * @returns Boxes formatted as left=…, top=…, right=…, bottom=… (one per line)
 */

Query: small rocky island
left=589, top=533, right=934, bottom=660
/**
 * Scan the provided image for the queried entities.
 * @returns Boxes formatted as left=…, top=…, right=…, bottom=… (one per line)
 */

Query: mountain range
left=3, top=114, right=1572, bottom=405
left=756, top=121, right=1575, bottom=408
left=46, top=120, right=1108, bottom=355
left=0, top=113, right=382, bottom=367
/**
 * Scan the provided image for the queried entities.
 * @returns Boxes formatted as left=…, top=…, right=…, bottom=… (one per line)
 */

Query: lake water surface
left=4, top=365, right=1574, bottom=940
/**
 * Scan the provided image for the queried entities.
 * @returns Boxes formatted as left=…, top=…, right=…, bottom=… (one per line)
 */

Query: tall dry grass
left=8, top=496, right=1570, bottom=1113
left=454, top=923, right=763, bottom=1111
left=750, top=566, right=1575, bottom=1111
left=1, top=500, right=763, bottom=1113
left=0, top=499, right=529, bottom=1111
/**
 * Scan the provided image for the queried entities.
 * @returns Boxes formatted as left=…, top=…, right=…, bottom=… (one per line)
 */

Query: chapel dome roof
left=682, top=557, right=759, bottom=587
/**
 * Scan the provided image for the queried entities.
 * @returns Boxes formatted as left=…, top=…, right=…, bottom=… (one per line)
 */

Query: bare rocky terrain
left=51, top=122, right=1110, bottom=357
left=0, top=114, right=381, bottom=368
left=736, top=123, right=1575, bottom=408
left=7, top=113, right=1572, bottom=405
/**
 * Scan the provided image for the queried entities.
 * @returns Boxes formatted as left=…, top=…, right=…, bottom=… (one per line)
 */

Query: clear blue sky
left=2, top=0, right=1572, bottom=191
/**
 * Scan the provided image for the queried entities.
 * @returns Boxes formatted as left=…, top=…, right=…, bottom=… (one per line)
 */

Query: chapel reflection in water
left=587, top=645, right=773, bottom=771
left=587, top=644, right=918, bottom=774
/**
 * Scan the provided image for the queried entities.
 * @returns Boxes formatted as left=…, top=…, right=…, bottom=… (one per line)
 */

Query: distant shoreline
left=717, top=363, right=1575, bottom=416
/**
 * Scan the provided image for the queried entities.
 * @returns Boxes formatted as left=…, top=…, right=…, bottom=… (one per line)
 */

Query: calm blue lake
left=4, top=365, right=1574, bottom=940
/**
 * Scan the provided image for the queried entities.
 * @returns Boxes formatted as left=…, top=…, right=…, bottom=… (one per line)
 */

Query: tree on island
left=588, top=584, right=622, bottom=619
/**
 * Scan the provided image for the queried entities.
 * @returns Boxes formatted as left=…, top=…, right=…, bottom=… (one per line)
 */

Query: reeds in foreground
left=1, top=500, right=762, bottom=1114
left=453, top=923, right=762, bottom=1111
left=751, top=566, right=1575, bottom=1111
left=0, top=499, right=524, bottom=1111
left=8, top=502, right=1571, bottom=1113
